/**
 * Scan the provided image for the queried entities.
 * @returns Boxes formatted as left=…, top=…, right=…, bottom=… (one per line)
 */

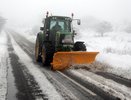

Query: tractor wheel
left=42, top=43, right=54, bottom=66
left=35, top=36, right=42, bottom=62
left=73, top=42, right=86, bottom=51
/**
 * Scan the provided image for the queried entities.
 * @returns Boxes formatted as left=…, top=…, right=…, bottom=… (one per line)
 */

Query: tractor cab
left=49, top=16, right=72, bottom=33
left=41, top=16, right=75, bottom=51
left=42, top=16, right=72, bottom=32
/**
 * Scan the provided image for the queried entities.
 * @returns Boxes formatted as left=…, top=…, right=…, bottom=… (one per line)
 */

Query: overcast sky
left=0, top=0, right=131, bottom=27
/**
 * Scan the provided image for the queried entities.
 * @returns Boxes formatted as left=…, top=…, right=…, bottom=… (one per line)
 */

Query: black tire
left=42, top=42, right=54, bottom=66
left=35, top=35, right=42, bottom=62
left=73, top=42, right=86, bottom=51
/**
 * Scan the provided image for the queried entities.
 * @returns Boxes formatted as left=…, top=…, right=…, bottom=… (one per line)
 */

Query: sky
left=0, top=0, right=131, bottom=27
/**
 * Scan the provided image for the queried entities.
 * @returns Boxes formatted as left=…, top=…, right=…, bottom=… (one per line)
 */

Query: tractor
left=35, top=12, right=98, bottom=70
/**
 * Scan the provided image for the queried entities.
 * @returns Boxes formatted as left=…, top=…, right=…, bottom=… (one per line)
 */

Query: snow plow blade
left=51, top=52, right=99, bottom=70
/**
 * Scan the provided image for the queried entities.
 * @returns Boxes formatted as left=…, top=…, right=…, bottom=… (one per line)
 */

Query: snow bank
left=96, top=53, right=131, bottom=79
left=0, top=31, right=8, bottom=100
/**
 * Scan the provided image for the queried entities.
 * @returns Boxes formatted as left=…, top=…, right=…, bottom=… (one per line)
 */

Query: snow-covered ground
left=77, top=30, right=131, bottom=79
left=0, top=31, right=8, bottom=100
left=12, top=27, right=131, bottom=79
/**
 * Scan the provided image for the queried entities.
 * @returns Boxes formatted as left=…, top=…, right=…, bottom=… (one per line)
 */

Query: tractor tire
left=73, top=42, right=86, bottom=51
left=42, top=42, right=54, bottom=66
left=35, top=35, right=42, bottom=62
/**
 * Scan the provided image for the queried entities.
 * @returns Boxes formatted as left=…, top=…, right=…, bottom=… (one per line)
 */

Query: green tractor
left=35, top=12, right=98, bottom=70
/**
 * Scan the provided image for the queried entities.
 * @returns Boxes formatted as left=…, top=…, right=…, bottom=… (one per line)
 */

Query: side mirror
left=77, top=19, right=81, bottom=25
left=40, top=27, right=44, bottom=31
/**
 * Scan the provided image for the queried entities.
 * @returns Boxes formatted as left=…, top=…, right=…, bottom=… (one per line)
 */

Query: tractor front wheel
left=73, top=42, right=86, bottom=51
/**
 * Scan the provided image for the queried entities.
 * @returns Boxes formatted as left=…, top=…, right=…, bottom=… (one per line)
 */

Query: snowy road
left=4, top=29, right=131, bottom=100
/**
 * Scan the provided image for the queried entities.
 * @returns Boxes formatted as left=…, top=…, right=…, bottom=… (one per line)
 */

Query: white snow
left=0, top=31, right=8, bottom=100
left=96, top=53, right=131, bottom=78
left=76, top=30, right=131, bottom=79
left=9, top=34, right=64, bottom=100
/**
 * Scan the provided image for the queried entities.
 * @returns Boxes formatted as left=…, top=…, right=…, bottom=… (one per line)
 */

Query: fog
left=0, top=0, right=131, bottom=28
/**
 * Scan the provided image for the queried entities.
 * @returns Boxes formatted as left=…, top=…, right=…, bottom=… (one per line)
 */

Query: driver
left=52, top=21, right=62, bottom=32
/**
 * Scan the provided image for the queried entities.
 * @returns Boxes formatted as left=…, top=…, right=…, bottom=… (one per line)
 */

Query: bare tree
left=94, top=21, right=113, bottom=37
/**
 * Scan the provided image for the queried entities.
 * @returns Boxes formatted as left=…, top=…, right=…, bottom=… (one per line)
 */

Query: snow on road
left=9, top=34, right=64, bottom=100
left=0, top=31, right=8, bottom=100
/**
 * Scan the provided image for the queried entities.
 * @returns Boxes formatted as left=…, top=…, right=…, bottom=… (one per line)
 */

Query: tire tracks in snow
left=95, top=72, right=131, bottom=88
left=7, top=32, right=47, bottom=100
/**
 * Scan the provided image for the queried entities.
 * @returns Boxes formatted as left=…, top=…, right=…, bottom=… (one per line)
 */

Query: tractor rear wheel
left=42, top=43, right=54, bottom=66
left=73, top=42, right=86, bottom=51
left=35, top=37, right=42, bottom=62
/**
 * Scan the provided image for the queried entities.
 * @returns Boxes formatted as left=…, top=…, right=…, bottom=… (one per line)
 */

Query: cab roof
left=46, top=16, right=72, bottom=20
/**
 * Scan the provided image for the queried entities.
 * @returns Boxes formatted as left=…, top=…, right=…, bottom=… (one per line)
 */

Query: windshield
left=50, top=17, right=71, bottom=32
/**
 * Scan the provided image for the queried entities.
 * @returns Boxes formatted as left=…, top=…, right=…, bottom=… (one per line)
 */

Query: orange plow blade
left=51, top=52, right=99, bottom=70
